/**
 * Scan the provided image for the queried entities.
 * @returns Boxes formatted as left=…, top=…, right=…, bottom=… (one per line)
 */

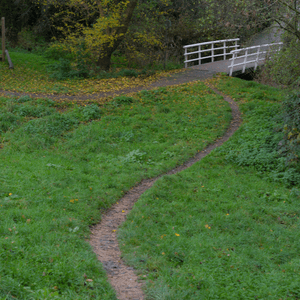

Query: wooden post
left=2, top=17, right=5, bottom=62
left=229, top=52, right=236, bottom=76
left=235, top=40, right=238, bottom=51
left=242, top=49, right=248, bottom=73
left=254, top=45, right=260, bottom=71
left=184, top=47, right=188, bottom=68
left=198, top=45, right=201, bottom=65
left=5, top=50, right=14, bottom=69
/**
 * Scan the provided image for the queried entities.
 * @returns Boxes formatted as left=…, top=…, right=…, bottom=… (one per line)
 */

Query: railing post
left=198, top=45, right=201, bottom=65
left=235, top=40, right=238, bottom=51
left=242, top=49, right=248, bottom=73
left=223, top=41, right=226, bottom=60
left=254, top=45, right=260, bottom=71
left=229, top=51, right=236, bottom=76
left=1, top=17, right=5, bottom=62
left=211, top=43, right=214, bottom=62
left=184, top=47, right=188, bottom=68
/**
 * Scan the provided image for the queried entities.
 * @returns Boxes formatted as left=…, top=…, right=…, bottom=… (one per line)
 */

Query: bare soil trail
left=89, top=83, right=242, bottom=300
left=1, top=69, right=241, bottom=299
left=0, top=68, right=217, bottom=103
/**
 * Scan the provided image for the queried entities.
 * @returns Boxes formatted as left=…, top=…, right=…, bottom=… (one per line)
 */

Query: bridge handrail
left=184, top=38, right=240, bottom=68
left=228, top=42, right=283, bottom=76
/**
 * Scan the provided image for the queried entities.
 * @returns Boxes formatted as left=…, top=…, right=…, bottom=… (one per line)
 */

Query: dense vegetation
left=1, top=0, right=272, bottom=71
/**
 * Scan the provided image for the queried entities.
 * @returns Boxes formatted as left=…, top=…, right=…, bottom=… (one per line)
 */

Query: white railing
left=183, top=38, right=240, bottom=68
left=228, top=42, right=283, bottom=76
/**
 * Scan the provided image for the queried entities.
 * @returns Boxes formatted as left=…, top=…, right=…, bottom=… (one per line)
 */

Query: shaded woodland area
left=1, top=0, right=272, bottom=69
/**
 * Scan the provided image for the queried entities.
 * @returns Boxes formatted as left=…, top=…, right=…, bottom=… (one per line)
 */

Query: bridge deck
left=191, top=57, right=265, bottom=74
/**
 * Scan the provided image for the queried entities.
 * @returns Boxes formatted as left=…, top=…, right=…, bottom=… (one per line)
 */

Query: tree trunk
left=96, top=0, right=138, bottom=70
left=97, top=48, right=114, bottom=71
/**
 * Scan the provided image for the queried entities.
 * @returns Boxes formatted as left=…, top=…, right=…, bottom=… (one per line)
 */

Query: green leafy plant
left=278, top=92, right=300, bottom=166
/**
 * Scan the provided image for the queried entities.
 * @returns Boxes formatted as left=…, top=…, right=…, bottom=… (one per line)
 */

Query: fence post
left=229, top=52, right=236, bottom=76
left=1, top=17, right=5, bottom=62
left=254, top=45, right=260, bottom=71
left=235, top=40, right=238, bottom=51
left=184, top=47, right=188, bottom=68
left=198, top=45, right=201, bottom=65
left=242, top=49, right=248, bottom=73
left=211, top=43, right=214, bottom=62
left=223, top=41, right=226, bottom=60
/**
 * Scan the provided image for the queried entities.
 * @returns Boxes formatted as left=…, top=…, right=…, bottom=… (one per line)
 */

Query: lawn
left=119, top=75, right=300, bottom=299
left=0, top=51, right=178, bottom=95
left=0, top=81, right=231, bottom=299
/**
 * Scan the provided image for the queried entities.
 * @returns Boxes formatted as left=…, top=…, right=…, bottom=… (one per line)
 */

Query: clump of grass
left=0, top=82, right=231, bottom=299
left=119, top=76, right=300, bottom=299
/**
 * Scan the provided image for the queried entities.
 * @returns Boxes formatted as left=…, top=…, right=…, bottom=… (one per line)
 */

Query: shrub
left=15, top=104, right=55, bottom=118
left=67, top=104, right=102, bottom=122
left=16, top=95, right=32, bottom=103
left=112, top=96, right=134, bottom=107
left=278, top=92, right=300, bottom=166
left=0, top=112, right=20, bottom=133
left=258, top=35, right=300, bottom=88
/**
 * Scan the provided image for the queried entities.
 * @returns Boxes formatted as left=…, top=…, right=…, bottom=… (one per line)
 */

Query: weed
left=16, top=95, right=32, bottom=103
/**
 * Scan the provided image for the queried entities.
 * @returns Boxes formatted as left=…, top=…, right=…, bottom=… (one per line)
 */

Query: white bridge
left=183, top=38, right=283, bottom=76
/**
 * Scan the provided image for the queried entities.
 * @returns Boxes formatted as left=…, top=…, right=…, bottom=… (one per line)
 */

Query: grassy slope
left=0, top=52, right=176, bottom=95
left=119, top=76, right=300, bottom=299
left=0, top=82, right=231, bottom=299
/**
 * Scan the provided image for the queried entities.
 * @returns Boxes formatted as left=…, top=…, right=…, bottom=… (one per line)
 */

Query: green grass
left=0, top=52, right=180, bottom=95
left=119, top=76, right=300, bottom=299
left=0, top=82, right=231, bottom=299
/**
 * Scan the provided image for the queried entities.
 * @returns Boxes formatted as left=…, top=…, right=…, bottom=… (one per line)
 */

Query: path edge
left=89, top=83, right=242, bottom=300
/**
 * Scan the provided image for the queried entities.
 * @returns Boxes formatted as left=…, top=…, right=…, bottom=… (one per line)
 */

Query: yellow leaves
left=175, top=233, right=180, bottom=236
left=205, top=224, right=211, bottom=229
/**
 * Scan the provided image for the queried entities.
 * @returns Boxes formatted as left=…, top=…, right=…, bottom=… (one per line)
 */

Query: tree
left=267, top=0, right=300, bottom=41
left=33, top=0, right=140, bottom=70
left=84, top=0, right=139, bottom=70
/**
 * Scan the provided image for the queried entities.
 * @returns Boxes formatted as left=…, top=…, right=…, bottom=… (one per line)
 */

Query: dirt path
left=0, top=68, right=217, bottom=102
left=89, top=84, right=242, bottom=300
left=2, top=70, right=241, bottom=299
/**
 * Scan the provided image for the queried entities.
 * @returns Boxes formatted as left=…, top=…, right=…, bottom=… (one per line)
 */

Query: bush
left=0, top=112, right=20, bottom=133
left=258, top=35, right=300, bottom=88
left=278, top=92, right=300, bottom=166
left=67, top=104, right=102, bottom=122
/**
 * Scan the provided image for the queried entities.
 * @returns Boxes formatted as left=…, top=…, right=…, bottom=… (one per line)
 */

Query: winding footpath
left=2, top=69, right=241, bottom=299
left=87, top=78, right=242, bottom=299
left=0, top=69, right=217, bottom=102
left=1, top=24, right=283, bottom=298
